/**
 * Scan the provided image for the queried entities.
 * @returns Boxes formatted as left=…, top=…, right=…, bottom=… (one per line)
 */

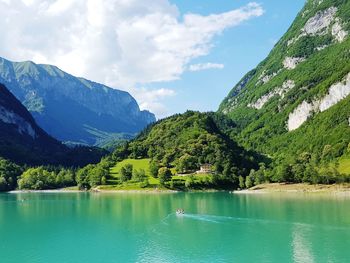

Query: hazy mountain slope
left=219, top=0, right=350, bottom=163
left=0, top=57, right=155, bottom=145
left=0, top=83, right=105, bottom=165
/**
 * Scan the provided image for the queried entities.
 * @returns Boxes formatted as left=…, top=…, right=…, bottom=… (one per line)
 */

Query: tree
left=89, top=166, right=108, bottom=187
left=0, top=177, right=7, bottom=192
left=149, top=160, right=160, bottom=178
left=132, top=169, right=147, bottom=182
left=245, top=175, right=253, bottom=189
left=274, top=164, right=294, bottom=183
left=120, top=164, right=133, bottom=182
left=63, top=169, right=75, bottom=186
left=112, top=143, right=130, bottom=161
left=175, top=154, right=197, bottom=173
left=18, top=167, right=51, bottom=190
left=158, top=167, right=172, bottom=186
left=222, top=162, right=232, bottom=178
left=215, top=161, right=224, bottom=175
left=239, top=176, right=245, bottom=189
left=0, top=158, right=22, bottom=191
left=76, top=165, right=93, bottom=190
left=185, top=175, right=195, bottom=188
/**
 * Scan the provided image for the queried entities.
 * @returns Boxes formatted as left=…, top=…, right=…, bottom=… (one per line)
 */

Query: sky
left=0, top=0, right=305, bottom=118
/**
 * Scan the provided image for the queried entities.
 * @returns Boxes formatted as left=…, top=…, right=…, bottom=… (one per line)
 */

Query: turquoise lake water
left=1, top=192, right=350, bottom=263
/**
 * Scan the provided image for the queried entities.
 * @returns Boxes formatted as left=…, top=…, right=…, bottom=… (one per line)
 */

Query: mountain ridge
left=0, top=83, right=106, bottom=165
left=0, top=57, right=155, bottom=146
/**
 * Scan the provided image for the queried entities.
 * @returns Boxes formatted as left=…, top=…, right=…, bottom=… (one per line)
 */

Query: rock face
left=249, top=80, right=295, bottom=110
left=319, top=73, right=350, bottom=112
left=283, top=57, right=306, bottom=70
left=0, top=105, right=36, bottom=139
left=303, top=7, right=337, bottom=35
left=257, top=70, right=281, bottom=85
left=0, top=83, right=63, bottom=161
left=0, top=83, right=50, bottom=141
left=288, top=6, right=347, bottom=46
left=332, top=18, right=348, bottom=42
left=288, top=73, right=350, bottom=131
left=288, top=101, right=317, bottom=131
left=0, top=83, right=106, bottom=165
left=0, top=57, right=156, bottom=145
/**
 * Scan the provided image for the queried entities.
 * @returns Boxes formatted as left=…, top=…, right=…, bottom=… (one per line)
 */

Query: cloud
left=131, top=88, right=176, bottom=119
left=0, top=0, right=264, bottom=115
left=188, top=63, right=225, bottom=72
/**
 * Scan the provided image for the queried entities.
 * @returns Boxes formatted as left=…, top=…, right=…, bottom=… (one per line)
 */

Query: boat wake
left=172, top=214, right=350, bottom=231
left=180, top=214, right=224, bottom=223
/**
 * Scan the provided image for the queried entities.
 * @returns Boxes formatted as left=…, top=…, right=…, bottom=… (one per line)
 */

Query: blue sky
left=0, top=0, right=305, bottom=118
left=145, top=0, right=305, bottom=117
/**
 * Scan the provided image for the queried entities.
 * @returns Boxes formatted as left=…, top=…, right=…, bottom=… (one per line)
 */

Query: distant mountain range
left=0, top=57, right=155, bottom=146
left=0, top=83, right=106, bottom=165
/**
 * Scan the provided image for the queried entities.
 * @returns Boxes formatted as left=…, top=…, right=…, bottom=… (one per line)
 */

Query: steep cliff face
left=0, top=82, right=63, bottom=163
left=0, top=83, right=106, bottom=165
left=219, top=0, right=350, bottom=160
left=0, top=58, right=155, bottom=145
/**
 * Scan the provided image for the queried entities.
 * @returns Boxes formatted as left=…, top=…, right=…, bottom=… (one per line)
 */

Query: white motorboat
left=176, top=209, right=185, bottom=215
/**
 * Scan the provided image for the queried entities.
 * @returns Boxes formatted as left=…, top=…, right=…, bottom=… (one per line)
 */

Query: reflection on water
left=0, top=192, right=350, bottom=263
left=292, top=224, right=315, bottom=263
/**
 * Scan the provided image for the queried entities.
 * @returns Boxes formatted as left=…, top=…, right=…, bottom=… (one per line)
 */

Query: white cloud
left=0, top=0, right=264, bottom=115
left=188, top=63, right=225, bottom=72
left=131, top=87, right=176, bottom=119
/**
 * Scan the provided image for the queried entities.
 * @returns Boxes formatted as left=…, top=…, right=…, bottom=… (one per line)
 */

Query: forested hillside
left=111, top=111, right=262, bottom=183
left=219, top=0, right=350, bottom=183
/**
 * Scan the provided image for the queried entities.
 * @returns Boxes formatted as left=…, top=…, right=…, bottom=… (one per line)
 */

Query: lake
left=0, top=192, right=350, bottom=263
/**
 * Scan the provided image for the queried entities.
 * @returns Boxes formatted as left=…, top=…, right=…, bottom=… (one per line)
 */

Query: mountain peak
left=0, top=56, right=156, bottom=145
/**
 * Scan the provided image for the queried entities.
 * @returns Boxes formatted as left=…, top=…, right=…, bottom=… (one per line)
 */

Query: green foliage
left=120, top=164, right=133, bottom=182
left=113, top=111, right=260, bottom=180
left=18, top=167, right=76, bottom=190
left=239, top=176, right=245, bottom=189
left=0, top=158, right=23, bottom=191
left=132, top=169, right=147, bottom=183
left=185, top=175, right=195, bottom=188
left=158, top=167, right=172, bottom=186
left=76, top=162, right=110, bottom=190
left=218, top=0, right=350, bottom=184
left=175, top=154, right=197, bottom=174
left=149, top=160, right=160, bottom=178
left=245, top=176, right=254, bottom=189
left=76, top=165, right=91, bottom=190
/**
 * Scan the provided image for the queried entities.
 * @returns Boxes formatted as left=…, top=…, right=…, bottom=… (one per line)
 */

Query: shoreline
left=233, top=183, right=350, bottom=194
left=7, top=188, right=179, bottom=194
left=7, top=183, right=350, bottom=194
left=8, top=189, right=82, bottom=194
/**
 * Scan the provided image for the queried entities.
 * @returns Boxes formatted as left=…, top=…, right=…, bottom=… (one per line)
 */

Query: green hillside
left=109, top=111, right=263, bottom=189
left=219, top=0, right=350, bottom=183
left=338, top=158, right=350, bottom=174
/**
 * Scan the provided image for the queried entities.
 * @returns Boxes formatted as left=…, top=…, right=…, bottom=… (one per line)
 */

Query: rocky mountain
left=0, top=83, right=105, bottom=165
left=0, top=57, right=155, bottom=146
left=219, top=0, right=350, bottom=163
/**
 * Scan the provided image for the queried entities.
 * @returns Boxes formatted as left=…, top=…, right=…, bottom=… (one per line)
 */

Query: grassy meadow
left=96, top=158, right=215, bottom=191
